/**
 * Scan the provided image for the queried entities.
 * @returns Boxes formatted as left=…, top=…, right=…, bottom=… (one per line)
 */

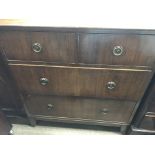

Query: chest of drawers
left=1, top=24, right=155, bottom=134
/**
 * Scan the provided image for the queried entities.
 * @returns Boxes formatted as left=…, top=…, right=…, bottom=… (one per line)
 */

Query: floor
left=12, top=122, right=121, bottom=135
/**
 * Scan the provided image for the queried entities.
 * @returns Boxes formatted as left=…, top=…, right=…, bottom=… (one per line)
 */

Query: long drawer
left=0, top=31, right=76, bottom=63
left=25, top=95, right=136, bottom=124
left=9, top=64, right=152, bottom=101
left=79, top=33, right=155, bottom=66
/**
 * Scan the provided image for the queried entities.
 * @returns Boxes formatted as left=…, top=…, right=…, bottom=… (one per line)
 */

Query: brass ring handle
left=47, top=104, right=54, bottom=110
left=100, top=108, right=109, bottom=115
left=40, top=78, right=49, bottom=86
left=32, top=42, right=42, bottom=53
left=107, top=81, right=116, bottom=90
left=113, top=46, right=124, bottom=56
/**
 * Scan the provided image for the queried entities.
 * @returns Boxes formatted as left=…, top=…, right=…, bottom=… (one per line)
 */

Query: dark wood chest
left=1, top=24, right=155, bottom=133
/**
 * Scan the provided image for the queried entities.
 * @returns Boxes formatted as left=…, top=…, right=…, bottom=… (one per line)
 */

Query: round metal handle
left=113, top=46, right=124, bottom=56
left=100, top=108, right=109, bottom=115
left=47, top=104, right=54, bottom=110
left=32, top=42, right=42, bottom=53
left=107, top=81, right=116, bottom=90
left=40, top=78, right=49, bottom=86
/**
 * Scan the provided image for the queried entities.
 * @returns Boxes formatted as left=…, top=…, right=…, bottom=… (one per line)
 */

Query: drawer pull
left=107, top=81, right=116, bottom=90
left=32, top=42, right=42, bottom=53
left=100, top=108, right=109, bottom=115
left=113, top=46, right=124, bottom=56
left=47, top=104, right=54, bottom=110
left=40, top=78, right=49, bottom=86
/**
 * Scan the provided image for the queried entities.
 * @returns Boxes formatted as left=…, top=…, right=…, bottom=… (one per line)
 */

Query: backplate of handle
left=113, top=46, right=124, bottom=56
left=40, top=78, right=49, bottom=86
left=32, top=42, right=42, bottom=53
left=107, top=81, right=116, bottom=90
left=47, top=104, right=54, bottom=110
left=100, top=108, right=109, bottom=115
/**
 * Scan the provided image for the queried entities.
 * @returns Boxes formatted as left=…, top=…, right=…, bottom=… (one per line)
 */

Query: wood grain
left=79, top=33, right=155, bottom=67
left=9, top=64, right=152, bottom=101
left=0, top=31, right=76, bottom=63
left=25, top=95, right=136, bottom=124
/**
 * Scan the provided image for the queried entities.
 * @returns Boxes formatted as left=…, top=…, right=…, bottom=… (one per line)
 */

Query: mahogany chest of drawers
left=1, top=24, right=155, bottom=133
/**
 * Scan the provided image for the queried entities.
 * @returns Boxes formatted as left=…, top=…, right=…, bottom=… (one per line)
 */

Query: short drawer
left=0, top=31, right=76, bottom=63
left=9, top=64, right=152, bottom=101
left=25, top=95, right=136, bottom=124
left=79, top=33, right=155, bottom=66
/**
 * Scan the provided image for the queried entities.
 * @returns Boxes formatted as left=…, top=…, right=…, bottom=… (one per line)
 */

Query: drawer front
left=25, top=95, right=136, bottom=124
left=0, top=31, right=76, bottom=63
left=79, top=34, right=155, bottom=66
left=9, top=64, right=152, bottom=101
